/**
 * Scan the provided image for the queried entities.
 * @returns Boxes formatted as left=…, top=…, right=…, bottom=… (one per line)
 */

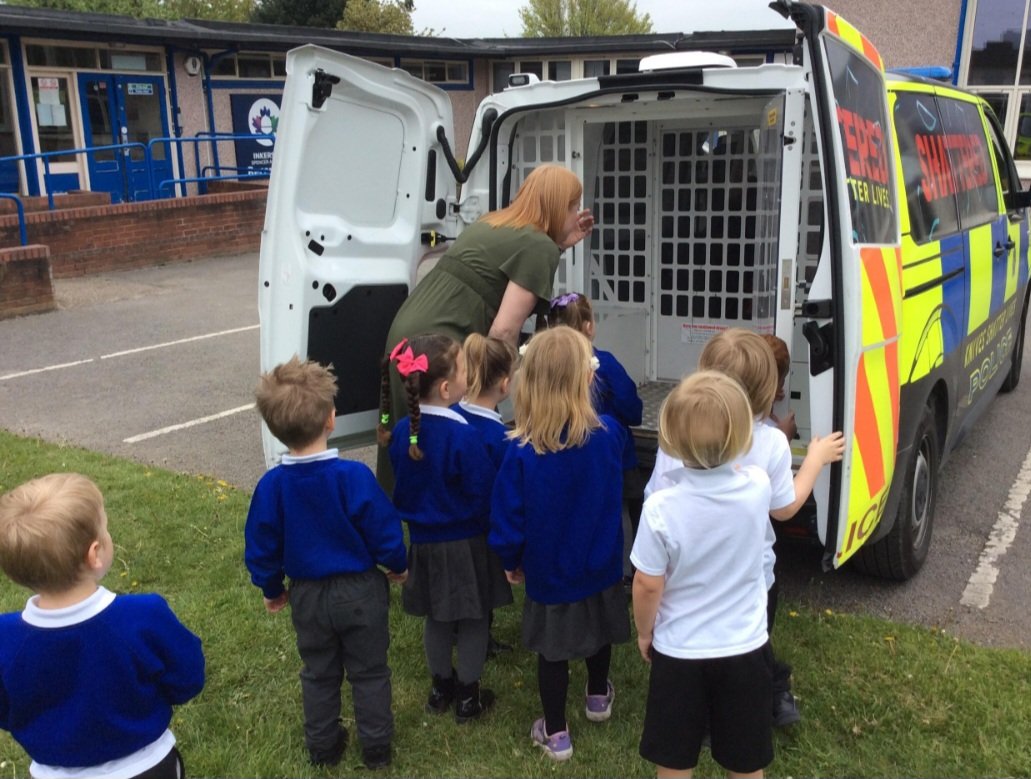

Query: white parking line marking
left=101, top=324, right=259, bottom=359
left=123, top=403, right=256, bottom=444
left=960, top=443, right=1031, bottom=609
left=0, top=359, right=95, bottom=381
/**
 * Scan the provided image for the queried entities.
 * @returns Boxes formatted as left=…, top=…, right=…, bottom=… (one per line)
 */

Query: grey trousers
left=290, top=570, right=394, bottom=753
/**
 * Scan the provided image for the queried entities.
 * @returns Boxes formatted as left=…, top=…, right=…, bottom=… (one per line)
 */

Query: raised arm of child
left=770, top=431, right=846, bottom=521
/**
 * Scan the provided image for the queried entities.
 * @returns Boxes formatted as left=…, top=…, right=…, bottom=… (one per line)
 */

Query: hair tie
left=550, top=292, right=580, bottom=308
left=409, top=434, right=419, bottom=445
left=390, top=338, right=429, bottom=378
left=380, top=413, right=390, bottom=425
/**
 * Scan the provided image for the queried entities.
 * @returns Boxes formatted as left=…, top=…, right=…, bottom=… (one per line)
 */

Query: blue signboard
left=230, top=94, right=280, bottom=171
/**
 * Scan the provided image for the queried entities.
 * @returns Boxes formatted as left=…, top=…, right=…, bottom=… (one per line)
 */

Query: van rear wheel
left=851, top=404, right=938, bottom=580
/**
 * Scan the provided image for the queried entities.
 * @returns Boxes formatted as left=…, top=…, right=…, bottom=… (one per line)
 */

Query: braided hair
left=378, top=332, right=462, bottom=460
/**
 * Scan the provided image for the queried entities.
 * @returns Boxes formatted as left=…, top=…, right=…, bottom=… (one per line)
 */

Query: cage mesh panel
left=588, top=121, right=650, bottom=305
left=657, top=128, right=777, bottom=326
left=510, top=110, right=568, bottom=288
left=755, top=115, right=782, bottom=330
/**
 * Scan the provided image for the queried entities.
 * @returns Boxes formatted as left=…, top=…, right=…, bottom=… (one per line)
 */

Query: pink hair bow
left=389, top=338, right=428, bottom=377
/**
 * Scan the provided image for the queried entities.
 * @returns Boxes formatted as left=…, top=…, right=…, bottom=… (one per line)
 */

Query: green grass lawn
left=1, top=429, right=1030, bottom=778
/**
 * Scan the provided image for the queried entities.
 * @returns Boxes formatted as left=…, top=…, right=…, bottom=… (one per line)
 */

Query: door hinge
left=312, top=69, right=340, bottom=110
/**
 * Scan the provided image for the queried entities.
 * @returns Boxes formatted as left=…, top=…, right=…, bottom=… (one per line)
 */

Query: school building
left=0, top=0, right=1027, bottom=204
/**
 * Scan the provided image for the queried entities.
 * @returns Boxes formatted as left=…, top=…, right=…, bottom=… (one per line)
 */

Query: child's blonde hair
left=0, top=473, right=106, bottom=592
left=511, top=327, right=600, bottom=454
left=256, top=356, right=338, bottom=450
left=545, top=291, right=594, bottom=333
left=378, top=333, right=462, bottom=460
left=659, top=371, right=753, bottom=469
left=698, top=328, right=778, bottom=417
left=464, top=333, right=517, bottom=400
left=481, top=164, right=583, bottom=245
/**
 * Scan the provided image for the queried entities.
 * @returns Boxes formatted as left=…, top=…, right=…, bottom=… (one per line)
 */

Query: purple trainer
left=530, top=717, right=573, bottom=761
left=585, top=679, right=615, bottom=722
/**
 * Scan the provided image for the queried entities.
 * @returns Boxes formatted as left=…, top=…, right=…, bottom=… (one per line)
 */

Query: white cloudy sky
left=410, top=0, right=795, bottom=38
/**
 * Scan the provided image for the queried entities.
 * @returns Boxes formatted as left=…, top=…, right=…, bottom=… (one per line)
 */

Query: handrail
left=157, top=171, right=270, bottom=196
left=146, top=133, right=274, bottom=195
left=0, top=143, right=147, bottom=210
left=0, top=193, right=28, bottom=246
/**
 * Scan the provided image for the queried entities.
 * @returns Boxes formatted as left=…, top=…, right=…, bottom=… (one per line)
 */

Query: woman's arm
left=488, top=280, right=539, bottom=346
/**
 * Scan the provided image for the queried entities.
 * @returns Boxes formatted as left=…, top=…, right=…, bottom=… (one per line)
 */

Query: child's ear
left=85, top=540, right=103, bottom=573
left=499, top=376, right=511, bottom=397
left=324, top=408, right=336, bottom=433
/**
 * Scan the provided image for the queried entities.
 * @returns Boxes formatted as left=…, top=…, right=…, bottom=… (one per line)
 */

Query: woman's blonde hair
left=464, top=333, right=517, bottom=400
left=698, top=328, right=778, bottom=417
left=658, top=371, right=753, bottom=469
left=0, top=473, right=106, bottom=592
left=481, top=164, right=583, bottom=244
left=510, top=327, right=600, bottom=453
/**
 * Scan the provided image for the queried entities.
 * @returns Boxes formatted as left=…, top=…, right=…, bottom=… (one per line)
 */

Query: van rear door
left=803, top=9, right=903, bottom=567
left=259, top=45, right=457, bottom=466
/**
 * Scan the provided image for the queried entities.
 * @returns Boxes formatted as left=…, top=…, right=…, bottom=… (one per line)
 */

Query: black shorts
left=639, top=647, right=773, bottom=773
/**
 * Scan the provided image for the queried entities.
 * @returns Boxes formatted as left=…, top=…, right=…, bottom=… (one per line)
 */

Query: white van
left=259, top=2, right=1031, bottom=580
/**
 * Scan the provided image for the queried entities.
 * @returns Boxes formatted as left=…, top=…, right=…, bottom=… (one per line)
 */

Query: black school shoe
left=362, top=743, right=393, bottom=770
left=308, top=725, right=348, bottom=767
left=426, top=672, right=456, bottom=714
left=454, top=680, right=496, bottom=723
left=773, top=690, right=801, bottom=727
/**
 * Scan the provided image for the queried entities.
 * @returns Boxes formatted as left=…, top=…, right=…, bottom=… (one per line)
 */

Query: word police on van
left=259, top=1, right=1031, bottom=580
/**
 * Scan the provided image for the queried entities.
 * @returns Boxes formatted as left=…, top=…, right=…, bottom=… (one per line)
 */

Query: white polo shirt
left=631, top=463, right=772, bottom=659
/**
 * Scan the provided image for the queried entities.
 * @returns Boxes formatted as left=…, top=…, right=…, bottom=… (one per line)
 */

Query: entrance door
left=78, top=74, right=171, bottom=202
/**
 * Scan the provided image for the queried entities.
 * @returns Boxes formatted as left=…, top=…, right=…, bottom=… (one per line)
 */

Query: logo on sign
left=248, top=98, right=279, bottom=147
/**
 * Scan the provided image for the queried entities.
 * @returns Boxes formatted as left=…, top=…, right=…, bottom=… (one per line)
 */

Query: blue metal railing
left=0, top=132, right=274, bottom=207
left=0, top=193, right=27, bottom=246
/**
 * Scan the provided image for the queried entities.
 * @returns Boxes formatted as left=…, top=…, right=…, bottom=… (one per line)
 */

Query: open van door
left=791, top=7, right=903, bottom=568
left=259, top=45, right=458, bottom=467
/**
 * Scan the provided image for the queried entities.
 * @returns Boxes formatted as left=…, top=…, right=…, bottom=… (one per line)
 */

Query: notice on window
left=36, top=102, right=67, bottom=127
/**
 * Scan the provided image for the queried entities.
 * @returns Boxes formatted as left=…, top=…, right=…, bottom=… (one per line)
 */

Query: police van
left=259, top=1, right=1031, bottom=580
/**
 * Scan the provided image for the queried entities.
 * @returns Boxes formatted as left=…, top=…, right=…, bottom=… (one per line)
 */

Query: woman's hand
left=560, top=209, right=595, bottom=250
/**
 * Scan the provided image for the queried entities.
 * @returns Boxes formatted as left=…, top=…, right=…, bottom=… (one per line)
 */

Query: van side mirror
left=1004, top=189, right=1031, bottom=211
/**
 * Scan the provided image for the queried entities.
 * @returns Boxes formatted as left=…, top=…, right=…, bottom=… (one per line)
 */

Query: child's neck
left=420, top=396, right=451, bottom=409
left=466, top=389, right=505, bottom=410
left=35, top=579, right=100, bottom=610
left=290, top=434, right=331, bottom=457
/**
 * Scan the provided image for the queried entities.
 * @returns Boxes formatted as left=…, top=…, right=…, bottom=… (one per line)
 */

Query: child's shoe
left=772, top=690, right=801, bottom=727
left=585, top=679, right=615, bottom=722
left=308, top=725, right=348, bottom=767
left=426, top=672, right=455, bottom=714
left=362, top=743, right=392, bottom=770
left=530, top=717, right=573, bottom=762
left=454, top=679, right=495, bottom=723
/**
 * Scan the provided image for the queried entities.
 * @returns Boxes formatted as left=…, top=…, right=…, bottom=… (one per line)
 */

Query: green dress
left=379, top=221, right=561, bottom=490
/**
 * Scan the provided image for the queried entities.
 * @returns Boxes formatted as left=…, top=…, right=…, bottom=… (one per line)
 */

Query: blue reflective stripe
left=939, top=233, right=967, bottom=353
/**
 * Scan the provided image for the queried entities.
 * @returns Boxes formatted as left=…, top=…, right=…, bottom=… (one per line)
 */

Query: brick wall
left=0, top=192, right=111, bottom=215
left=0, top=245, right=54, bottom=319
left=0, top=190, right=266, bottom=278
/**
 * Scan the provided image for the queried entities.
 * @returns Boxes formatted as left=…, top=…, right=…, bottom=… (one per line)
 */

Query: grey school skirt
left=522, top=581, right=631, bottom=662
left=402, top=534, right=513, bottom=622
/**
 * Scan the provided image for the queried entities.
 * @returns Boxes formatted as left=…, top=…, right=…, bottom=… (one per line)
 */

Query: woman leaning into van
left=377, top=164, right=594, bottom=489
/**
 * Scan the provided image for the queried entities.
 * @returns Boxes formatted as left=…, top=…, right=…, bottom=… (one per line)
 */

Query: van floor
left=638, top=380, right=678, bottom=431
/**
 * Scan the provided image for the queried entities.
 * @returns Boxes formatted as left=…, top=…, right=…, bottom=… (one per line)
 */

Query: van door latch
left=802, top=320, right=834, bottom=376
left=311, top=69, right=341, bottom=109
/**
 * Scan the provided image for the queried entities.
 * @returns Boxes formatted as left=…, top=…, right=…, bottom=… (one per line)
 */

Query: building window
left=492, top=61, right=515, bottom=91
left=26, top=44, right=98, bottom=69
left=398, top=59, right=470, bottom=85
left=208, top=53, right=286, bottom=80
left=962, top=0, right=1031, bottom=163
left=583, top=59, right=611, bottom=77
left=31, top=76, right=75, bottom=162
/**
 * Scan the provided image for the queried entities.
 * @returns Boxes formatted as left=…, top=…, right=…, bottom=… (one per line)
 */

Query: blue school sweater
left=454, top=400, right=510, bottom=470
left=0, top=587, right=204, bottom=769
left=489, top=416, right=626, bottom=605
left=389, top=406, right=496, bottom=544
left=594, top=347, right=643, bottom=470
left=245, top=449, right=408, bottom=599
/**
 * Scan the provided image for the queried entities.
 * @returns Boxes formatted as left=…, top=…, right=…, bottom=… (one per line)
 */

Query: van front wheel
left=851, top=405, right=939, bottom=580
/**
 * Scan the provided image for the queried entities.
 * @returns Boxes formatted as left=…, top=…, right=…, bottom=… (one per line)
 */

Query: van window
left=892, top=91, right=961, bottom=243
left=824, top=37, right=897, bottom=245
left=937, top=97, right=999, bottom=228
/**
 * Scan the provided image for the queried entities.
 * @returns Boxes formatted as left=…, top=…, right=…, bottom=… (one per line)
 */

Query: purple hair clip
left=550, top=292, right=581, bottom=308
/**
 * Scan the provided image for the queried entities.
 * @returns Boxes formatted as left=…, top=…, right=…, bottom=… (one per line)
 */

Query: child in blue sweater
left=379, top=333, right=510, bottom=722
left=0, top=472, right=205, bottom=779
left=547, top=292, right=644, bottom=583
left=489, top=326, right=631, bottom=762
left=455, top=332, right=519, bottom=657
left=246, top=357, right=408, bottom=770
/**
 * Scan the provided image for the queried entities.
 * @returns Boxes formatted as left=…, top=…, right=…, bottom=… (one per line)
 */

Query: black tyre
left=1000, top=299, right=1027, bottom=393
left=851, top=404, right=938, bottom=580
